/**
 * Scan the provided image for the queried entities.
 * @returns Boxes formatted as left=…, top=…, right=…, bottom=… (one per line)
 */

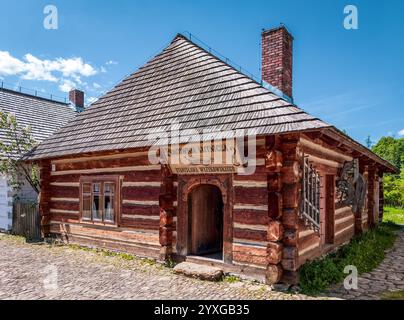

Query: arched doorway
left=187, top=185, right=224, bottom=259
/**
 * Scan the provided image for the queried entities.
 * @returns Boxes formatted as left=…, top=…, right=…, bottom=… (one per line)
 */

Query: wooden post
left=265, top=136, right=283, bottom=284
left=159, top=165, right=174, bottom=261
left=39, top=160, right=51, bottom=238
left=325, top=175, right=335, bottom=244
left=367, top=167, right=377, bottom=228
left=378, top=171, right=384, bottom=223
left=280, top=134, right=301, bottom=284
left=355, top=163, right=367, bottom=233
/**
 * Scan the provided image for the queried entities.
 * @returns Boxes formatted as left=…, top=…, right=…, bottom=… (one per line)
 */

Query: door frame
left=176, top=175, right=233, bottom=263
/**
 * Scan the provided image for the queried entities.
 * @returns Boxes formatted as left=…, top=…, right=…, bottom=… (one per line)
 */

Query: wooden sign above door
left=170, top=164, right=236, bottom=175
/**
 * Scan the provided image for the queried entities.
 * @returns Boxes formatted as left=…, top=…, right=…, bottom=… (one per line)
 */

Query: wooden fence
left=12, top=202, right=41, bottom=241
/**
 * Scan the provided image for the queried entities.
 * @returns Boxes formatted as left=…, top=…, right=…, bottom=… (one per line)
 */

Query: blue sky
left=0, top=0, right=403, bottom=145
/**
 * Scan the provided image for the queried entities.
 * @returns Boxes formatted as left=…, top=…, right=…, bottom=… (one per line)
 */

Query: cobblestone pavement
left=0, top=234, right=326, bottom=300
left=1, top=230, right=402, bottom=300
left=325, top=228, right=404, bottom=300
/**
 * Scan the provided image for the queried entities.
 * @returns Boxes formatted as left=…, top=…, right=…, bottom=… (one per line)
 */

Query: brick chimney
left=69, top=89, right=84, bottom=112
left=261, top=26, right=293, bottom=99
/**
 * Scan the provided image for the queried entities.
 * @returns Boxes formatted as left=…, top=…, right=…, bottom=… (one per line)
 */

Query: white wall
left=0, top=172, right=38, bottom=231
left=0, top=174, right=12, bottom=231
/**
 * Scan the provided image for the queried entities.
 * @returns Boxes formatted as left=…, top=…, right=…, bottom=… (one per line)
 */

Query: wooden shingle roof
left=0, top=88, right=76, bottom=151
left=28, top=34, right=329, bottom=160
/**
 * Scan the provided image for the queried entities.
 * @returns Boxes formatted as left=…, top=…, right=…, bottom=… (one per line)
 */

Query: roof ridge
left=172, top=33, right=189, bottom=42
left=175, top=32, right=263, bottom=85
left=0, top=87, right=68, bottom=106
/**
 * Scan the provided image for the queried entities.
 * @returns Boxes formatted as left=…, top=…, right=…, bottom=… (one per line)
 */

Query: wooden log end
left=267, top=242, right=283, bottom=264
left=267, top=220, right=284, bottom=242
left=266, top=264, right=283, bottom=284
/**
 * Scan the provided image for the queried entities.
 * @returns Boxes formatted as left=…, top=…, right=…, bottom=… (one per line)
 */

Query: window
left=301, top=156, right=321, bottom=232
left=80, top=176, right=119, bottom=224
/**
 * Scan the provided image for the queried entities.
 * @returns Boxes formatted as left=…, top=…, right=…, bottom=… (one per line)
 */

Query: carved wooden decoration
left=337, top=159, right=367, bottom=214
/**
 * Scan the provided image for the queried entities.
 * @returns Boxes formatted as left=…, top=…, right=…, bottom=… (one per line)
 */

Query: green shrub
left=299, top=222, right=398, bottom=295
left=164, top=257, right=176, bottom=268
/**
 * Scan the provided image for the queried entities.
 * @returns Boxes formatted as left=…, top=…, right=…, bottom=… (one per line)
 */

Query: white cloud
left=0, top=50, right=98, bottom=90
left=100, top=66, right=107, bottom=73
left=22, top=54, right=58, bottom=81
left=0, top=51, right=26, bottom=77
left=56, top=57, right=97, bottom=78
left=93, top=82, right=101, bottom=89
left=86, top=96, right=98, bottom=104
left=58, top=79, right=77, bottom=93
left=398, top=129, right=404, bottom=136
left=106, top=60, right=118, bottom=65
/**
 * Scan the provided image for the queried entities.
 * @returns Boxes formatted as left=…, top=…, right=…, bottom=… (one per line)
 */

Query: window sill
left=79, top=220, right=118, bottom=228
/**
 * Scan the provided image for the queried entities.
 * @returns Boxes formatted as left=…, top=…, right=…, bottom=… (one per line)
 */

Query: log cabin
left=27, top=27, right=397, bottom=284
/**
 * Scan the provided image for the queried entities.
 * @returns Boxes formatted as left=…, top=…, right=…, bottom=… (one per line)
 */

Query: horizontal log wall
left=297, top=134, right=355, bottom=267
left=232, top=137, right=269, bottom=270
left=333, top=205, right=355, bottom=245
left=46, top=150, right=165, bottom=258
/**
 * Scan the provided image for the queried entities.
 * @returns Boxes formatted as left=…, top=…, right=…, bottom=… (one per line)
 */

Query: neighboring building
left=0, top=87, right=78, bottom=231
left=28, top=28, right=397, bottom=284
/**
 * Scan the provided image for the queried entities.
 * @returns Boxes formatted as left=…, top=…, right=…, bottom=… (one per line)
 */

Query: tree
left=365, top=135, right=373, bottom=148
left=372, top=136, right=404, bottom=170
left=0, top=111, right=39, bottom=196
left=372, top=136, right=404, bottom=207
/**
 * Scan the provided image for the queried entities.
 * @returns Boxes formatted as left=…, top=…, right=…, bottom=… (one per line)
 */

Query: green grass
left=140, top=258, right=157, bottom=266
left=102, top=250, right=134, bottom=261
left=299, top=222, right=399, bottom=295
left=67, top=243, right=135, bottom=260
left=383, top=206, right=404, bottom=224
left=223, top=275, right=241, bottom=283
left=380, top=290, right=404, bottom=300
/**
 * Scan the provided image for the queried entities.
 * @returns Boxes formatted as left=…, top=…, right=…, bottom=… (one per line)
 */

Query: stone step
left=185, top=255, right=226, bottom=268
left=173, top=262, right=224, bottom=281
left=185, top=255, right=267, bottom=283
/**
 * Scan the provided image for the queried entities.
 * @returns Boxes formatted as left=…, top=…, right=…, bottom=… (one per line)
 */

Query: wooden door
left=189, top=185, right=223, bottom=255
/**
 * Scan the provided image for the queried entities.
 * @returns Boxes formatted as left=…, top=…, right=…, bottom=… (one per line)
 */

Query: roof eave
left=324, top=127, right=399, bottom=174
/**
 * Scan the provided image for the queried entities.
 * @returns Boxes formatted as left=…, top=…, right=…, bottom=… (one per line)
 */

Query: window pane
left=92, top=195, right=102, bottom=220
left=82, top=195, right=91, bottom=220
left=83, top=183, right=91, bottom=194
left=93, top=183, right=100, bottom=193
left=104, top=195, right=114, bottom=222
left=105, top=183, right=114, bottom=195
